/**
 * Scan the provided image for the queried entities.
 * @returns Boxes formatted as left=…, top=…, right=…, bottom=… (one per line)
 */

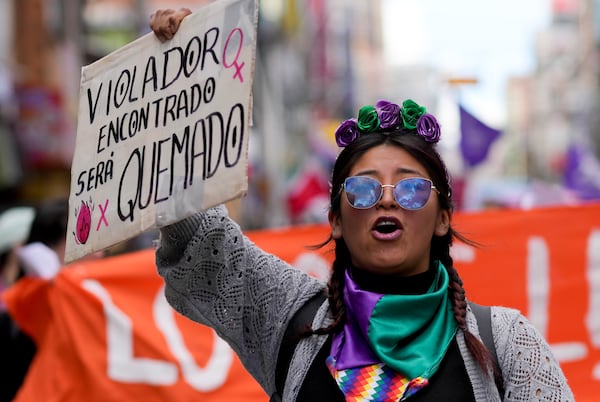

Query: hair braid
left=435, top=230, right=503, bottom=385
left=323, top=261, right=347, bottom=333
left=313, top=238, right=349, bottom=335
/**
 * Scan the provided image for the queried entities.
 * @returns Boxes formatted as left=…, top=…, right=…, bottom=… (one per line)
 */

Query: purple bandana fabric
left=331, top=270, right=384, bottom=369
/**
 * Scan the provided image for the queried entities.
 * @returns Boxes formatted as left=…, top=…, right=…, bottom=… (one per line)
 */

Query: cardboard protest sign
left=66, top=0, right=258, bottom=263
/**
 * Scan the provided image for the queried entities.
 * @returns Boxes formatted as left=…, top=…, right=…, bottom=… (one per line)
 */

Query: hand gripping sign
left=66, top=0, right=259, bottom=263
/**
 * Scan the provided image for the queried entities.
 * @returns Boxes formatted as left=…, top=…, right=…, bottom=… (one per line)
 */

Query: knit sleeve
left=155, top=205, right=326, bottom=394
left=491, top=306, right=575, bottom=401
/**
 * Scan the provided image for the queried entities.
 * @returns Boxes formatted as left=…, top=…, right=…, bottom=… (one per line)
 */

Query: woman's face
left=329, top=144, right=449, bottom=277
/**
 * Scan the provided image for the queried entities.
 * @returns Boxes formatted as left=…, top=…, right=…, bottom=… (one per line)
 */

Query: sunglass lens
left=394, top=178, right=432, bottom=210
left=345, top=176, right=381, bottom=209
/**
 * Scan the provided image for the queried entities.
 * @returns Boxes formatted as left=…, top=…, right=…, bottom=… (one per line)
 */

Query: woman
left=152, top=11, right=573, bottom=402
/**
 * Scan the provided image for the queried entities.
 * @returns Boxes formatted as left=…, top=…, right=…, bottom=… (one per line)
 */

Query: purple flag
left=564, top=144, right=600, bottom=200
left=459, top=105, right=502, bottom=167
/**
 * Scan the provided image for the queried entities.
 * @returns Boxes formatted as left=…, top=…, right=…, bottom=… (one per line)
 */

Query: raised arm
left=155, top=205, right=326, bottom=393
left=149, top=8, right=192, bottom=42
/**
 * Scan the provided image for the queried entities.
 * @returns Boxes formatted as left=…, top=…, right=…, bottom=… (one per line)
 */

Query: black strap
left=470, top=302, right=504, bottom=398
left=271, top=291, right=327, bottom=402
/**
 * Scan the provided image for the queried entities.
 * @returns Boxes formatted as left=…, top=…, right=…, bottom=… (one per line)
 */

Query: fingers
left=149, top=8, right=192, bottom=43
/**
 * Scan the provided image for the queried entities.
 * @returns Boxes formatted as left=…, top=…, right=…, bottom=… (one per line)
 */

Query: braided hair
left=313, top=129, right=500, bottom=381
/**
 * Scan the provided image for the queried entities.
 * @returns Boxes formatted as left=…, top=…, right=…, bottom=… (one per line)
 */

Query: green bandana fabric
left=368, top=262, right=458, bottom=379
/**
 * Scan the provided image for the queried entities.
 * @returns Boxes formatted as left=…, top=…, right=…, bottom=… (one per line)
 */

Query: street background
left=2, top=0, right=600, bottom=227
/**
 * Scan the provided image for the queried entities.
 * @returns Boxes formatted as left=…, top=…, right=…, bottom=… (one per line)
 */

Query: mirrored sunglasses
left=342, top=176, right=439, bottom=210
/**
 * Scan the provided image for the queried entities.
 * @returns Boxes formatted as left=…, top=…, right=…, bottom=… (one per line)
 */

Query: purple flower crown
left=334, top=99, right=441, bottom=147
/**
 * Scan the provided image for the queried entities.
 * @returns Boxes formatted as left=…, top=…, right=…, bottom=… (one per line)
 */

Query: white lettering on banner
left=526, top=237, right=588, bottom=363
left=587, top=230, right=600, bottom=379
left=527, top=237, right=550, bottom=336
left=82, top=280, right=233, bottom=388
left=153, top=285, right=233, bottom=391
left=82, top=280, right=178, bottom=384
left=587, top=230, right=600, bottom=347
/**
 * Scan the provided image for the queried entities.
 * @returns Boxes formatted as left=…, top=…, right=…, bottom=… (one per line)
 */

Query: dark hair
left=314, top=129, right=501, bottom=382
left=25, top=198, right=69, bottom=248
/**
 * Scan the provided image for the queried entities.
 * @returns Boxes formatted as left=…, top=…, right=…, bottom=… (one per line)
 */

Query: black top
left=295, top=335, right=475, bottom=401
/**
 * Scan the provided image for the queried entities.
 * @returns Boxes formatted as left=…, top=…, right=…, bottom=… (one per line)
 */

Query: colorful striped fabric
left=326, top=355, right=429, bottom=401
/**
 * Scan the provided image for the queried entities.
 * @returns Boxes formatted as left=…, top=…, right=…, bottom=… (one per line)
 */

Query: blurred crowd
left=0, top=198, right=71, bottom=400
left=0, top=197, right=156, bottom=401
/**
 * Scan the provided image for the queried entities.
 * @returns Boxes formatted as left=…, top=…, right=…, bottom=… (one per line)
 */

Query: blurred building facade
left=497, top=0, right=600, bottom=205
left=450, top=0, right=600, bottom=209
left=529, top=0, right=598, bottom=180
left=2, top=0, right=600, bottom=227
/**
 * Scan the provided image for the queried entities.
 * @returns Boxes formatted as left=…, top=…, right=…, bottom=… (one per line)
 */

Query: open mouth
left=375, top=221, right=398, bottom=234
left=373, top=217, right=402, bottom=234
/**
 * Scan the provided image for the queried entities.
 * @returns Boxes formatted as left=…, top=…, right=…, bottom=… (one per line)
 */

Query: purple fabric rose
left=375, top=100, right=401, bottom=129
left=335, top=118, right=360, bottom=147
left=416, top=113, right=441, bottom=143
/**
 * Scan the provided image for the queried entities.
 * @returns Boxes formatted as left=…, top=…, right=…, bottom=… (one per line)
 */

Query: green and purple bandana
left=327, top=262, right=457, bottom=401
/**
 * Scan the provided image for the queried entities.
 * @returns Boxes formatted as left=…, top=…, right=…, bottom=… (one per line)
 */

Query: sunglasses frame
left=341, top=176, right=440, bottom=210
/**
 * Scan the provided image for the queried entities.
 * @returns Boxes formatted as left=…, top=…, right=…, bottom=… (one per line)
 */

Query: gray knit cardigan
left=155, top=205, right=574, bottom=402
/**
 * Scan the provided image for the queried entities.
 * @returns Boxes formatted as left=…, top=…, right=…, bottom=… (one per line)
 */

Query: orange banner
left=6, top=252, right=267, bottom=402
left=5, top=203, right=600, bottom=401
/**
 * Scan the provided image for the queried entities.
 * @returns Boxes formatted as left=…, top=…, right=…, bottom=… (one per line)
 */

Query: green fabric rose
left=357, top=105, right=380, bottom=132
left=400, top=99, right=427, bottom=130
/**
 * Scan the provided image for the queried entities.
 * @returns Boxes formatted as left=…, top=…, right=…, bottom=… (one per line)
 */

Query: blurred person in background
left=0, top=197, right=76, bottom=401
left=0, top=206, right=35, bottom=402
left=17, top=197, right=70, bottom=279
left=0, top=206, right=35, bottom=300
